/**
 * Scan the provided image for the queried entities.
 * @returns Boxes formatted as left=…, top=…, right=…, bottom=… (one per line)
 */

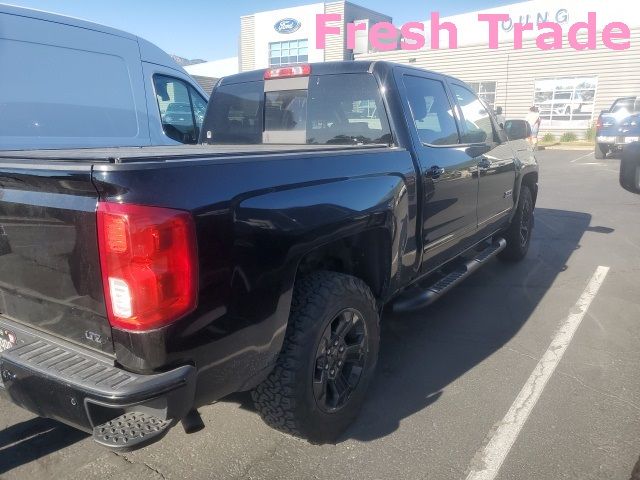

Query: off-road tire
left=251, top=271, right=380, bottom=443
left=498, top=185, right=534, bottom=262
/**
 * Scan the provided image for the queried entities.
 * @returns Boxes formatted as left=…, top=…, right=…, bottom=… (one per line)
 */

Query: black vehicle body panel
left=0, top=164, right=111, bottom=353
left=91, top=145, right=419, bottom=402
left=0, top=61, right=538, bottom=432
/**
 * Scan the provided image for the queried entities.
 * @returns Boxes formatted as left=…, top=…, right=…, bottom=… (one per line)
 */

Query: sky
left=6, top=0, right=520, bottom=60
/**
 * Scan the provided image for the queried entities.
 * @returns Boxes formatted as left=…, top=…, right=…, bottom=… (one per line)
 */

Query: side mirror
left=495, top=106, right=503, bottom=116
left=620, top=142, right=640, bottom=194
left=504, top=119, right=532, bottom=141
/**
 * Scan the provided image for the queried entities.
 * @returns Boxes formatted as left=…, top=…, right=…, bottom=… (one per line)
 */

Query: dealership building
left=189, top=0, right=640, bottom=135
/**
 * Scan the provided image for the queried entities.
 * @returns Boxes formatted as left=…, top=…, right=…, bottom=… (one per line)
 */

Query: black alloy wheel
left=519, top=196, right=533, bottom=249
left=251, top=271, right=380, bottom=443
left=313, top=308, right=367, bottom=413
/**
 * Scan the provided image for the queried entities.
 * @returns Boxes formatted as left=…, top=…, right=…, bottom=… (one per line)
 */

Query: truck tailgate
left=0, top=162, right=112, bottom=354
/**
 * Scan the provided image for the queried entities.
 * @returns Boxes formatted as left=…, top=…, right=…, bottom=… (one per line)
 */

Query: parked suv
left=595, top=96, right=640, bottom=159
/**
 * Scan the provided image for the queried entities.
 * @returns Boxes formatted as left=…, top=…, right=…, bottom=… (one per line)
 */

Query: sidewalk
left=536, top=142, right=594, bottom=151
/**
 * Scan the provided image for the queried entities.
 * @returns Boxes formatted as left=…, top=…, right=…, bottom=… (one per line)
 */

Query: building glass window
left=533, top=77, right=598, bottom=128
left=469, top=82, right=497, bottom=110
left=269, top=39, right=308, bottom=66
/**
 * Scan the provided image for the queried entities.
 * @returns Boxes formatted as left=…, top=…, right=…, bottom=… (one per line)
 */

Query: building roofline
left=342, top=1, right=392, bottom=21
left=240, top=1, right=392, bottom=21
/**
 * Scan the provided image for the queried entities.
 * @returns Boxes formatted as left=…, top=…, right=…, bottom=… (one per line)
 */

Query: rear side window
left=611, top=97, right=640, bottom=114
left=403, top=75, right=460, bottom=145
left=206, top=73, right=391, bottom=146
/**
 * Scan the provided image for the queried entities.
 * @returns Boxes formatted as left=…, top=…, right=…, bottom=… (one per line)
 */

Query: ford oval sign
left=274, top=18, right=301, bottom=34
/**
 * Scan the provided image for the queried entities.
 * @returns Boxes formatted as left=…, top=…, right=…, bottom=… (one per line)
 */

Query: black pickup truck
left=0, top=61, right=538, bottom=449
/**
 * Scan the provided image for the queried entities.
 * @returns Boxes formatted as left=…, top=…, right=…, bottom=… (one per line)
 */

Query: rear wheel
left=595, top=143, right=607, bottom=159
left=251, top=271, right=379, bottom=443
left=498, top=185, right=534, bottom=262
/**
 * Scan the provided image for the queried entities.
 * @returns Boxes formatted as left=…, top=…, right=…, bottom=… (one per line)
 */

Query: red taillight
left=97, top=202, right=198, bottom=332
left=596, top=116, right=603, bottom=129
left=264, top=64, right=311, bottom=79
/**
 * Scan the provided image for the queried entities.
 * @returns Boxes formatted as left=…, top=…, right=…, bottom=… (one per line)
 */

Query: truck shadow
left=0, top=417, right=88, bottom=474
left=342, top=207, right=593, bottom=442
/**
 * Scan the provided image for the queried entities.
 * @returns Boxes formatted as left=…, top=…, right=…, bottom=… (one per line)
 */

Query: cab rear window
left=206, top=82, right=263, bottom=144
left=611, top=97, right=640, bottom=114
left=206, top=73, right=392, bottom=146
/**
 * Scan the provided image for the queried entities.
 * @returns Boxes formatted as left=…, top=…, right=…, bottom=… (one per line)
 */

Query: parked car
left=0, top=61, right=538, bottom=450
left=595, top=96, right=640, bottom=159
left=0, top=5, right=207, bottom=149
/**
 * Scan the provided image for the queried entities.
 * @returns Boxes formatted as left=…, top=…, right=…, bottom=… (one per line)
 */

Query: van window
left=190, top=86, right=208, bottom=131
left=403, top=75, right=460, bottom=146
left=153, top=75, right=206, bottom=144
left=0, top=39, right=138, bottom=143
left=153, top=75, right=207, bottom=144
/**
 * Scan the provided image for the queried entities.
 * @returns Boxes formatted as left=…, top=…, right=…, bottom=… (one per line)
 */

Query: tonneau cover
left=0, top=144, right=387, bottom=163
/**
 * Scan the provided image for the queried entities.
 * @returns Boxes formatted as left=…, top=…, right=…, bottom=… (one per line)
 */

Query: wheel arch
left=521, top=171, right=539, bottom=206
left=294, top=228, right=392, bottom=302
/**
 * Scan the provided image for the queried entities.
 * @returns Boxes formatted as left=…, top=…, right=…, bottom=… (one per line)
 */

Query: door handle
left=478, top=157, right=492, bottom=169
left=427, top=166, right=445, bottom=179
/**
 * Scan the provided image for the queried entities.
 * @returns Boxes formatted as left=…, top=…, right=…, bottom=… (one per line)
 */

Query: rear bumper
left=0, top=318, right=196, bottom=436
left=597, top=136, right=640, bottom=146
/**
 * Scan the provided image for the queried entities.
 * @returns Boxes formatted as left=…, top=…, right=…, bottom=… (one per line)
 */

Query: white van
left=0, top=4, right=208, bottom=149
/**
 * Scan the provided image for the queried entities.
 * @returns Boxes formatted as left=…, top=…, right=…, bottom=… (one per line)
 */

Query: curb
left=540, top=146, right=594, bottom=151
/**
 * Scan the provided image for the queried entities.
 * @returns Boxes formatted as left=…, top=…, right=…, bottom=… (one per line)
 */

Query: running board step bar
left=392, top=238, right=507, bottom=313
left=93, top=412, right=173, bottom=451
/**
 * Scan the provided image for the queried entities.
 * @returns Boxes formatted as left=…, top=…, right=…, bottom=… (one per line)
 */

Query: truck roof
left=217, top=61, right=455, bottom=86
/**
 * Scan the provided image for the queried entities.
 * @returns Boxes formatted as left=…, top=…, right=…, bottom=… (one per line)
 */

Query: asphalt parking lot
left=1, top=149, right=639, bottom=480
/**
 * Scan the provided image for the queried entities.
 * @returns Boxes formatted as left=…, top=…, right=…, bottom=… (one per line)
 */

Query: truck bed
left=0, top=144, right=386, bottom=163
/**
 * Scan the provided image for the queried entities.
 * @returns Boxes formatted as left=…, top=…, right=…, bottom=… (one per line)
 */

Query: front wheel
left=251, top=271, right=380, bottom=443
left=498, top=185, right=534, bottom=262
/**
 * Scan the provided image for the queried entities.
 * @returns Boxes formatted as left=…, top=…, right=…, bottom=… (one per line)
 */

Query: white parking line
left=465, top=266, right=610, bottom=480
left=570, top=152, right=594, bottom=163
